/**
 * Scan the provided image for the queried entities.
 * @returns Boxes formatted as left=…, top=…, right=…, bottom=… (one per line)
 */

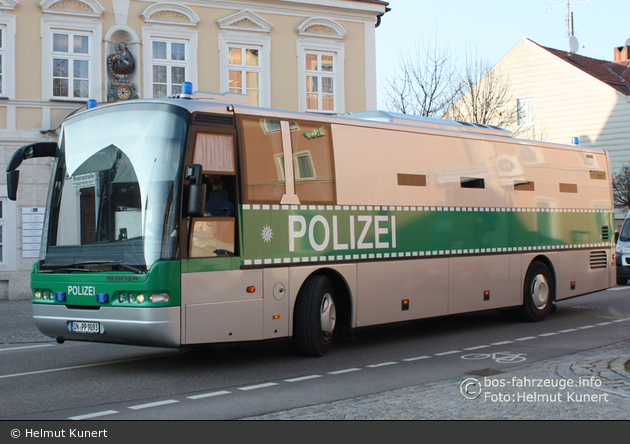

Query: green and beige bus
left=7, top=84, right=615, bottom=357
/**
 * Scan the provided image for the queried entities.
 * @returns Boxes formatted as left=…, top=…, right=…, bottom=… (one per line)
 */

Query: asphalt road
left=1, top=286, right=629, bottom=420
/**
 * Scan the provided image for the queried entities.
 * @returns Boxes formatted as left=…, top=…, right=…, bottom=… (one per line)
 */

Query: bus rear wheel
left=517, top=261, right=554, bottom=322
left=294, top=275, right=337, bottom=357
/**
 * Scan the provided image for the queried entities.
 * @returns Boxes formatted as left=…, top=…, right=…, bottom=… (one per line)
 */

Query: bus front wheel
left=294, top=275, right=337, bottom=357
left=517, top=262, right=554, bottom=322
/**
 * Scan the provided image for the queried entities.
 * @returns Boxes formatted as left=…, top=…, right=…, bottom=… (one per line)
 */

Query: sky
left=374, top=0, right=630, bottom=106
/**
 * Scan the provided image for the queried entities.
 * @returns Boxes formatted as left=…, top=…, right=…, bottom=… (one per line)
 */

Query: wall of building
left=0, top=0, right=386, bottom=299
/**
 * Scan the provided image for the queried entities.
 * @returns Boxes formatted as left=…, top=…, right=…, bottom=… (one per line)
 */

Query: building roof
left=349, top=0, right=390, bottom=5
left=536, top=40, right=630, bottom=96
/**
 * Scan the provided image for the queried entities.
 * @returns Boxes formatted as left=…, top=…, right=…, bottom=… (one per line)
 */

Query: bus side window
left=189, top=217, right=235, bottom=258
left=188, top=132, right=237, bottom=258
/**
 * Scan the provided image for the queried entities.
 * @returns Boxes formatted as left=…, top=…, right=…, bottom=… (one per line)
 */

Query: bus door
left=181, top=125, right=264, bottom=345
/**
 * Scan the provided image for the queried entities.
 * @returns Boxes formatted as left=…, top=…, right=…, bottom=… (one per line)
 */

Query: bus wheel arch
left=293, top=269, right=353, bottom=357
left=518, top=256, right=556, bottom=322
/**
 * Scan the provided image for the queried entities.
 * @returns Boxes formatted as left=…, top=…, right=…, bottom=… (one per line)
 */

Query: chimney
left=614, top=44, right=630, bottom=62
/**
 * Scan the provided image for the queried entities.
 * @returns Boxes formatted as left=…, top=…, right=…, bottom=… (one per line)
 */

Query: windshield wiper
left=57, top=260, right=145, bottom=274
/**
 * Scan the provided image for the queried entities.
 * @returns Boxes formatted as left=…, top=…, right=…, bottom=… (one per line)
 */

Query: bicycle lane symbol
left=460, top=352, right=527, bottom=363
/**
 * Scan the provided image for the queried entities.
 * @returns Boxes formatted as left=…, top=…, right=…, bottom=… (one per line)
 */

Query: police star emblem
left=261, top=225, right=273, bottom=243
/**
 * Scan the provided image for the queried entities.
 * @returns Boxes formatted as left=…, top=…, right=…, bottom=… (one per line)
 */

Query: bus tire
left=294, top=275, right=337, bottom=357
left=617, top=277, right=627, bottom=286
left=517, top=261, right=554, bottom=322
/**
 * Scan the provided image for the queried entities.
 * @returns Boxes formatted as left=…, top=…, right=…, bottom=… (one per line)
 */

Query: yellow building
left=0, top=0, right=389, bottom=299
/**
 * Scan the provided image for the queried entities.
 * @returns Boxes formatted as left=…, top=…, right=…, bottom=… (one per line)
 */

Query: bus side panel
left=447, top=254, right=521, bottom=315
left=356, top=258, right=448, bottom=327
left=181, top=269, right=263, bottom=344
left=555, top=249, right=611, bottom=300
left=263, top=267, right=290, bottom=340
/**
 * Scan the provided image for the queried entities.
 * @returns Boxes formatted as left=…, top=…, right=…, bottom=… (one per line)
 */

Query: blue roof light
left=87, top=99, right=97, bottom=109
left=182, top=82, right=193, bottom=95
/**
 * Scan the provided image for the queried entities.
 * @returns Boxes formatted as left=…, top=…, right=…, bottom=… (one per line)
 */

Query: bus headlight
left=34, top=290, right=41, bottom=300
left=149, top=293, right=169, bottom=303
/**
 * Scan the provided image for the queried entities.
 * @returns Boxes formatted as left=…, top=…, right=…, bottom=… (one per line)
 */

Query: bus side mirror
left=6, top=142, right=57, bottom=201
left=7, top=170, right=19, bottom=201
left=186, top=164, right=206, bottom=218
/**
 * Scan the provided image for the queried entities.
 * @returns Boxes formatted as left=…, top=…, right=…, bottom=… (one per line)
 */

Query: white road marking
left=328, top=368, right=362, bottom=375
left=284, top=375, right=322, bottom=383
left=433, top=350, right=461, bottom=356
left=128, top=400, right=179, bottom=410
left=463, top=345, right=490, bottom=351
left=514, top=336, right=536, bottom=341
left=0, top=344, right=56, bottom=352
left=402, top=356, right=432, bottom=362
left=0, top=357, right=146, bottom=380
left=491, top=341, right=513, bottom=346
left=238, top=382, right=279, bottom=391
left=187, top=391, right=231, bottom=400
left=559, top=329, right=578, bottom=333
left=578, top=325, right=595, bottom=329
left=366, top=361, right=398, bottom=368
left=538, top=332, right=558, bottom=337
left=69, top=410, right=119, bottom=420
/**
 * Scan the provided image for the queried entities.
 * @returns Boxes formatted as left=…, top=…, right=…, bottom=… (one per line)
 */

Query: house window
left=227, top=45, right=261, bottom=106
left=0, top=27, right=4, bottom=96
left=305, top=52, right=335, bottom=112
left=517, top=97, right=535, bottom=126
left=51, top=32, right=91, bottom=99
left=0, top=200, right=4, bottom=264
left=151, top=39, right=187, bottom=98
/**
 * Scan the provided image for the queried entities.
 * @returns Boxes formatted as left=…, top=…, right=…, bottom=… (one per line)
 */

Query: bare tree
left=613, top=165, right=630, bottom=209
left=443, top=55, right=518, bottom=130
left=380, top=40, right=461, bottom=118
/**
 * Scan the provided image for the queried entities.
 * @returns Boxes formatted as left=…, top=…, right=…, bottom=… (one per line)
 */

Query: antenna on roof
left=546, top=0, right=591, bottom=52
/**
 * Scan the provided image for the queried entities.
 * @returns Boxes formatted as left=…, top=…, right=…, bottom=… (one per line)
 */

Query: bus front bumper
left=33, top=304, right=181, bottom=347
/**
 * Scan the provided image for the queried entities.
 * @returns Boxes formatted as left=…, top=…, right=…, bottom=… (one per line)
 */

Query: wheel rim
left=530, top=274, right=549, bottom=310
left=320, top=292, right=336, bottom=339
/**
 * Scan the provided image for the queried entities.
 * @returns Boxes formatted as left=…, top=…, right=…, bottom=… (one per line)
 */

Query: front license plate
left=71, top=321, right=100, bottom=334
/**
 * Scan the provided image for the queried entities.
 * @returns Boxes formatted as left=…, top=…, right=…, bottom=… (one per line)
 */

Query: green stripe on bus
left=240, top=205, right=613, bottom=264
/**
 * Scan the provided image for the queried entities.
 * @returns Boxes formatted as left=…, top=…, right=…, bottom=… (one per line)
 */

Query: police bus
left=7, top=83, right=615, bottom=356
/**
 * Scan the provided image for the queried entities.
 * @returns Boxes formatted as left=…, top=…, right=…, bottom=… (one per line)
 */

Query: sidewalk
left=243, top=340, right=630, bottom=420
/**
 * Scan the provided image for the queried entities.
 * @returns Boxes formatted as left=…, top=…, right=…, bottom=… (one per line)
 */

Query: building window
left=0, top=200, right=4, bottom=264
left=218, top=10, right=272, bottom=107
left=296, top=18, right=346, bottom=114
left=227, top=45, right=261, bottom=106
left=0, top=26, right=4, bottom=96
left=305, top=51, right=335, bottom=112
left=51, top=32, right=91, bottom=99
left=151, top=39, right=187, bottom=97
left=517, top=97, right=535, bottom=126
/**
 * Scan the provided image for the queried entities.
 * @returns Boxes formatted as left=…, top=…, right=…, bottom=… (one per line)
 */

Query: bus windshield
left=40, top=103, right=189, bottom=273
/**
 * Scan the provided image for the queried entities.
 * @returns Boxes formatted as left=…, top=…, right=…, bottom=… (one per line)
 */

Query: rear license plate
left=71, top=321, right=100, bottom=334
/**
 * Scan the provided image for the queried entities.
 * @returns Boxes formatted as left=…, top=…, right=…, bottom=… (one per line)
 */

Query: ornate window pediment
left=0, top=0, right=19, bottom=12
left=40, top=0, right=104, bottom=17
left=142, top=3, right=200, bottom=27
left=218, top=10, right=273, bottom=33
left=297, top=18, right=346, bottom=40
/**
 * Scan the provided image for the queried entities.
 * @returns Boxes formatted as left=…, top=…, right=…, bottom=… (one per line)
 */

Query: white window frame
left=0, top=1, right=17, bottom=99
left=225, top=44, right=263, bottom=106
left=218, top=10, right=272, bottom=108
left=142, top=26, right=198, bottom=99
left=0, top=191, right=17, bottom=272
left=41, top=17, right=102, bottom=102
left=517, top=97, right=535, bottom=127
left=297, top=39, right=344, bottom=114
left=149, top=37, right=189, bottom=98
left=50, top=31, right=92, bottom=100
